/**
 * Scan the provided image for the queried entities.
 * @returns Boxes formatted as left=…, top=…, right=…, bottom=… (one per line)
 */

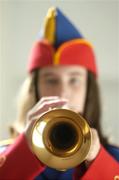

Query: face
left=38, top=65, right=87, bottom=114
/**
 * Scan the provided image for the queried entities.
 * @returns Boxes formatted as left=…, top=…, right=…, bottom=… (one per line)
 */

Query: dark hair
left=83, top=71, right=107, bottom=145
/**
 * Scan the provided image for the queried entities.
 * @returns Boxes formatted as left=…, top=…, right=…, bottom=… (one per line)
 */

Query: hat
left=27, top=7, right=97, bottom=76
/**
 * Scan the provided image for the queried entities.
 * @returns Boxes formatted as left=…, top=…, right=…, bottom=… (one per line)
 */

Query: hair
left=83, top=71, right=107, bottom=145
left=10, top=69, right=107, bottom=145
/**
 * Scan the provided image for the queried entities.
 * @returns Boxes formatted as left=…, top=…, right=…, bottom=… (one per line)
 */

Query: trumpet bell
left=31, top=109, right=91, bottom=170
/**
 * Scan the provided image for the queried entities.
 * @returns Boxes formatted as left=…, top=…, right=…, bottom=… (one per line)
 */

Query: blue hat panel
left=55, top=8, right=83, bottom=48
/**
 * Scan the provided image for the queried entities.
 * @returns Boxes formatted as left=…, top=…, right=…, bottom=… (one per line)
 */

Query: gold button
left=114, top=175, right=119, bottom=180
left=0, top=155, right=6, bottom=167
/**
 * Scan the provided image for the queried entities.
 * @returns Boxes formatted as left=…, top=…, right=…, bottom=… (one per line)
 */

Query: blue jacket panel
left=106, top=144, right=119, bottom=162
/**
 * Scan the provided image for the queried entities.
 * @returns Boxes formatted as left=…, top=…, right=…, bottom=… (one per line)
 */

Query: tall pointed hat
left=28, top=7, right=97, bottom=75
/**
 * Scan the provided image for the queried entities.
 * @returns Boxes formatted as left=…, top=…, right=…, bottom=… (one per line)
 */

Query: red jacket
left=0, top=134, right=119, bottom=180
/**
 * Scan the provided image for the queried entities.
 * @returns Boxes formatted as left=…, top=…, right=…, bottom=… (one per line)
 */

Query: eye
left=45, top=78, right=59, bottom=85
left=69, top=77, right=80, bottom=86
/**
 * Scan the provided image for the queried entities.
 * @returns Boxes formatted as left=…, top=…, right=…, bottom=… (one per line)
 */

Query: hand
left=85, top=128, right=101, bottom=166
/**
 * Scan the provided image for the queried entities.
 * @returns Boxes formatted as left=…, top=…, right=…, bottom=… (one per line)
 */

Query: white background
left=0, top=0, right=119, bottom=145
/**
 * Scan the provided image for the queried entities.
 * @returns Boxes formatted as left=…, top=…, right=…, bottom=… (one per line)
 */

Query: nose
left=57, top=82, right=69, bottom=99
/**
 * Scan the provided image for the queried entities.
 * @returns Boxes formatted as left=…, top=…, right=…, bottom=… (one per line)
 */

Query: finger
left=39, top=96, right=68, bottom=106
left=28, top=99, right=68, bottom=121
left=29, top=99, right=67, bottom=119
left=29, top=96, right=62, bottom=113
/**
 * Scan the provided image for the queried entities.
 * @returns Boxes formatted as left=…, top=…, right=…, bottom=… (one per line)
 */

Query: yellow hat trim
left=43, top=7, right=56, bottom=45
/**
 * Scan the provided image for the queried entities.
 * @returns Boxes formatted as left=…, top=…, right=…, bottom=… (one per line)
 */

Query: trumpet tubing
left=30, top=109, right=91, bottom=170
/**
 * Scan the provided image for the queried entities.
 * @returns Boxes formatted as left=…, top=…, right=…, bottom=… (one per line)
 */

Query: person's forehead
left=40, top=65, right=87, bottom=76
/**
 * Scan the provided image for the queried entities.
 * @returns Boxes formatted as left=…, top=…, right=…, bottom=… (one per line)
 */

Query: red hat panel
left=54, top=39, right=97, bottom=76
left=28, top=40, right=54, bottom=72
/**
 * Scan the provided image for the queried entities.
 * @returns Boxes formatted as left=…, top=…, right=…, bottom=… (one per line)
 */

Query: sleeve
left=0, top=133, right=45, bottom=179
left=74, top=145, right=119, bottom=180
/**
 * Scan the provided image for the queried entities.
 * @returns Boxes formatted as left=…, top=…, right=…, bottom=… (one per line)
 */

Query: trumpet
left=30, top=109, right=91, bottom=171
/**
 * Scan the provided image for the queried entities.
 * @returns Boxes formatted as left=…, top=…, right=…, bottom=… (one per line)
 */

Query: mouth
left=62, top=104, right=82, bottom=114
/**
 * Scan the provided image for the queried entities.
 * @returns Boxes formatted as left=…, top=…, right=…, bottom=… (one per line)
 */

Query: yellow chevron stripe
left=43, top=7, right=56, bottom=45
left=0, top=138, right=14, bottom=147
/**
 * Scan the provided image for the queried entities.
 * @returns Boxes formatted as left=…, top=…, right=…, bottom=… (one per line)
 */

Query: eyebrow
left=40, top=71, right=83, bottom=77
left=68, top=72, right=82, bottom=76
left=40, top=72, right=56, bottom=77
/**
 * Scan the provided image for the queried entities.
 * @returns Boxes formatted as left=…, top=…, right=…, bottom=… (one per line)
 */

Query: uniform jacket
left=0, top=133, right=119, bottom=180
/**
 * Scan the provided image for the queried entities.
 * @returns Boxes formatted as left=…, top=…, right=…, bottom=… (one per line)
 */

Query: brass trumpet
left=30, top=109, right=91, bottom=171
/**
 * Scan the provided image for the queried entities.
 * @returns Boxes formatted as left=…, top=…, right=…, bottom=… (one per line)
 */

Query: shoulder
left=105, top=144, right=119, bottom=162
left=0, top=139, right=14, bottom=153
